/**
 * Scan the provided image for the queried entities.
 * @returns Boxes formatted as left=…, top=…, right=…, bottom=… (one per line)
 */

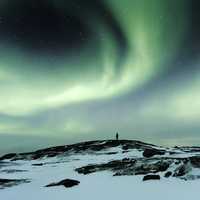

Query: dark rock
left=0, top=153, right=17, bottom=160
left=175, top=160, right=181, bottom=165
left=45, top=179, right=80, bottom=188
left=135, top=161, right=170, bottom=175
left=122, top=158, right=131, bottom=162
left=0, top=178, right=30, bottom=189
left=164, top=171, right=172, bottom=178
left=173, top=163, right=191, bottom=177
left=76, top=159, right=137, bottom=175
left=169, top=151, right=177, bottom=155
left=1, top=169, right=28, bottom=174
left=105, top=152, right=118, bottom=155
left=143, top=175, right=160, bottom=181
left=31, top=153, right=44, bottom=160
left=76, top=158, right=171, bottom=177
left=76, top=164, right=98, bottom=175
left=182, top=175, right=200, bottom=181
left=157, top=161, right=171, bottom=172
left=113, top=172, right=122, bottom=176
left=174, top=165, right=186, bottom=177
left=189, top=156, right=200, bottom=168
left=122, top=145, right=129, bottom=150
left=143, top=148, right=165, bottom=158
left=32, top=163, right=44, bottom=166
left=122, top=150, right=129, bottom=153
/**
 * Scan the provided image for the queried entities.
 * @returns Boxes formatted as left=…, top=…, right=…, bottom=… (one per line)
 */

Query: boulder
left=32, top=163, right=44, bottom=166
left=45, top=179, right=80, bottom=188
left=189, top=156, right=200, bottom=168
left=143, top=148, right=165, bottom=158
left=143, top=175, right=160, bottom=181
left=164, top=171, right=172, bottom=178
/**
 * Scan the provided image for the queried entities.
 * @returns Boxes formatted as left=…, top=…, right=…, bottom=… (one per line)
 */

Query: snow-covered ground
left=1, top=141, right=200, bottom=200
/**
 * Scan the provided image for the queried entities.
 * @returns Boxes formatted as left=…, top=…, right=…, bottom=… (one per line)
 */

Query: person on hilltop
left=116, top=132, right=119, bottom=141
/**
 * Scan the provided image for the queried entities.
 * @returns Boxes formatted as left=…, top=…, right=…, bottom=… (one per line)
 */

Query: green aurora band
left=1, top=0, right=200, bottom=151
left=0, top=0, right=188, bottom=115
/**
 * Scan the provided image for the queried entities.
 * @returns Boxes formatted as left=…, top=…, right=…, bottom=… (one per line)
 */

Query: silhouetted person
left=116, top=132, right=119, bottom=141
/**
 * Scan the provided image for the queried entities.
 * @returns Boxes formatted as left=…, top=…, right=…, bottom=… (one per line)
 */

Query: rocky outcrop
left=76, top=158, right=171, bottom=176
left=143, top=175, right=160, bottom=181
left=76, top=158, right=137, bottom=175
left=45, top=179, right=80, bottom=188
left=75, top=155, right=200, bottom=180
left=2, top=140, right=200, bottom=183
left=0, top=140, right=159, bottom=161
left=173, top=161, right=191, bottom=177
left=134, top=160, right=170, bottom=175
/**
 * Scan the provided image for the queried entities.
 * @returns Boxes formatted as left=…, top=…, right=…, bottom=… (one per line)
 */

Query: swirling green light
left=0, top=0, right=188, bottom=116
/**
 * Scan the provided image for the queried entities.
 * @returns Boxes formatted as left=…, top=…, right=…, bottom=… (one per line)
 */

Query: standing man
left=116, top=132, right=119, bottom=141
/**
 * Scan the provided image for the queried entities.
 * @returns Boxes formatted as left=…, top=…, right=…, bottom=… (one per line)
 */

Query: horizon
left=1, top=134, right=200, bottom=157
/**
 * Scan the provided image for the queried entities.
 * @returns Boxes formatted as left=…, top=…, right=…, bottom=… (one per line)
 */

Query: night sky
left=1, top=0, right=200, bottom=154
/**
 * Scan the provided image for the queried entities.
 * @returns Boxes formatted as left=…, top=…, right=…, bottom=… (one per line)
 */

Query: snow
left=1, top=145, right=200, bottom=200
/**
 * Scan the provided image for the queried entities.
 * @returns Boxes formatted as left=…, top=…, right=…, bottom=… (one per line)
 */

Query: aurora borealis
left=1, top=0, right=200, bottom=153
